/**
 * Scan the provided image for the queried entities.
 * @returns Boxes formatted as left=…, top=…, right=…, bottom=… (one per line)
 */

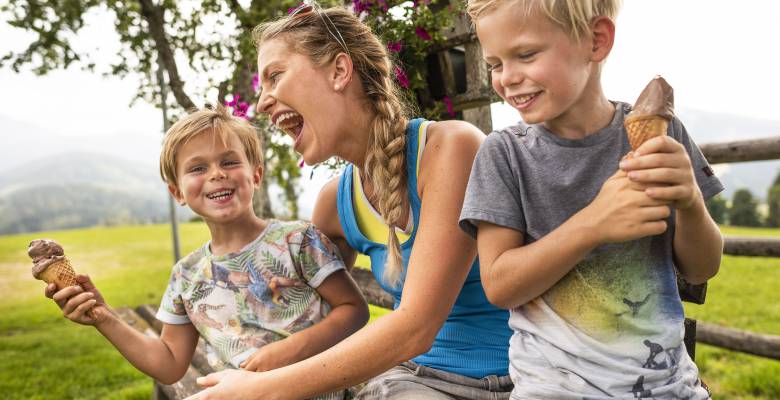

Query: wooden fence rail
left=724, top=236, right=780, bottom=257
left=699, top=137, right=780, bottom=164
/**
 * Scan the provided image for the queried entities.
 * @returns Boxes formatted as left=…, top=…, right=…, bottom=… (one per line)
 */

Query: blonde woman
left=188, top=4, right=512, bottom=400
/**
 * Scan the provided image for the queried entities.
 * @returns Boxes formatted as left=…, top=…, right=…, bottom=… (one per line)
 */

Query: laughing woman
left=189, top=5, right=512, bottom=400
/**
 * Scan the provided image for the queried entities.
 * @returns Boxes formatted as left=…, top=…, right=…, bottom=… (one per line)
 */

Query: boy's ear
left=590, top=16, right=616, bottom=63
left=168, top=184, right=186, bottom=206
left=253, top=165, right=264, bottom=187
left=330, top=52, right=353, bottom=92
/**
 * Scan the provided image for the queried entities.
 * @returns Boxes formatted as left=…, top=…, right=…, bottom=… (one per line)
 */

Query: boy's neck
left=544, top=86, right=615, bottom=140
left=206, top=214, right=268, bottom=256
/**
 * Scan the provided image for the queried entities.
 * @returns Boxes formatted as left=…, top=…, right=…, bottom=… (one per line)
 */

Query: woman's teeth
left=275, top=112, right=303, bottom=136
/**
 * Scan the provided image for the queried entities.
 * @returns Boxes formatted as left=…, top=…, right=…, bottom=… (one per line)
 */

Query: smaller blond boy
left=46, top=106, right=368, bottom=400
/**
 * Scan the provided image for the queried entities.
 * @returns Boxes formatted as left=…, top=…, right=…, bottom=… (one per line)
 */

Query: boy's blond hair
left=467, top=0, right=621, bottom=41
left=159, top=105, right=264, bottom=188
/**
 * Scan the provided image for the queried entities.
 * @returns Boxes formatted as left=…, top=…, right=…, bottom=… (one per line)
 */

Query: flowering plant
left=353, top=0, right=463, bottom=120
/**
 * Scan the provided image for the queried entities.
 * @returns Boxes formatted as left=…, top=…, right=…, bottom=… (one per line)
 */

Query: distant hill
left=0, top=152, right=191, bottom=235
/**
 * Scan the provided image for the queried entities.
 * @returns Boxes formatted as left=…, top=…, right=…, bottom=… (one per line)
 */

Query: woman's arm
left=190, top=121, right=486, bottom=400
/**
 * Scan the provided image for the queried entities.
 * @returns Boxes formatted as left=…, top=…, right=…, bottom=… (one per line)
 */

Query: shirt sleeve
left=292, top=224, right=346, bottom=288
left=669, top=117, right=725, bottom=200
left=155, top=263, right=191, bottom=324
left=459, top=131, right=526, bottom=238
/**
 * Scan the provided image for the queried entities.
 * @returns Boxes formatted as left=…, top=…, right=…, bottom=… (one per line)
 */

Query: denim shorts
left=355, top=361, right=513, bottom=400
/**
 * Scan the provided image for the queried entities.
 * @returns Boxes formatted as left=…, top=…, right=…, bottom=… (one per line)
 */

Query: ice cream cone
left=37, top=257, right=78, bottom=290
left=624, top=76, right=674, bottom=151
left=625, top=114, right=668, bottom=151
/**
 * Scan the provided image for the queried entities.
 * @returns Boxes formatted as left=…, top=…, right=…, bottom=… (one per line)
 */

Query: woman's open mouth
left=274, top=111, right=305, bottom=147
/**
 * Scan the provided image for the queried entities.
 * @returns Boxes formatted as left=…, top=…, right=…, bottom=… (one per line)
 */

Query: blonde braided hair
left=253, top=7, right=412, bottom=286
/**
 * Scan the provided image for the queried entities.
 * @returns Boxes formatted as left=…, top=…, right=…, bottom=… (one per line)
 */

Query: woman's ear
left=331, top=52, right=353, bottom=92
left=590, top=16, right=616, bottom=63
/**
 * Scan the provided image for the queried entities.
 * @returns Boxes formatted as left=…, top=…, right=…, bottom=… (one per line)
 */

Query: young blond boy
left=46, top=106, right=368, bottom=399
left=459, top=1, right=722, bottom=398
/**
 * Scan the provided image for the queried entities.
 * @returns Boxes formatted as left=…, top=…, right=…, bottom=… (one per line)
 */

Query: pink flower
left=226, top=94, right=240, bottom=107
left=387, top=41, right=402, bottom=53
left=353, top=0, right=371, bottom=14
left=414, top=27, right=431, bottom=41
left=233, top=102, right=250, bottom=119
left=442, top=96, right=455, bottom=117
left=251, top=73, right=260, bottom=93
left=394, top=65, right=409, bottom=88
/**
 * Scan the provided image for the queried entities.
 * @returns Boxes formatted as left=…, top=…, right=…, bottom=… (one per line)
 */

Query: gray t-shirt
left=460, top=102, right=722, bottom=399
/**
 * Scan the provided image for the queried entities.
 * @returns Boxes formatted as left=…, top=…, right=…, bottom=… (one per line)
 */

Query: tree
left=705, top=193, right=728, bottom=225
left=1, top=0, right=315, bottom=218
left=765, top=170, right=780, bottom=227
left=730, top=188, right=762, bottom=227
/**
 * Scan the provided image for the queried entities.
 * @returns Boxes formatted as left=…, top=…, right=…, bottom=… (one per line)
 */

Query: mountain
left=0, top=152, right=191, bottom=235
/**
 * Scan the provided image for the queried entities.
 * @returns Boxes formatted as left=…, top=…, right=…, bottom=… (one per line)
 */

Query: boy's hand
left=45, top=274, right=111, bottom=326
left=239, top=339, right=296, bottom=372
left=620, top=135, right=702, bottom=211
left=579, top=169, right=671, bottom=245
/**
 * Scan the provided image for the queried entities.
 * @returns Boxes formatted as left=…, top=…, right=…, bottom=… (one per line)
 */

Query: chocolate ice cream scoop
left=28, top=239, right=68, bottom=280
left=628, top=75, right=674, bottom=120
left=624, top=76, right=675, bottom=150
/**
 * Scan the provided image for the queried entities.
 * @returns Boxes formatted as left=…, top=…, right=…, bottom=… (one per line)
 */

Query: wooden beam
left=700, top=137, right=780, bottom=164
left=350, top=268, right=394, bottom=310
left=115, top=307, right=206, bottom=398
left=697, top=321, right=780, bottom=360
left=135, top=304, right=215, bottom=375
left=724, top=236, right=780, bottom=257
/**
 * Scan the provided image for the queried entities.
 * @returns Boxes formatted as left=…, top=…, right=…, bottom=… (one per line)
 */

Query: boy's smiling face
left=169, top=129, right=262, bottom=224
left=477, top=1, right=606, bottom=131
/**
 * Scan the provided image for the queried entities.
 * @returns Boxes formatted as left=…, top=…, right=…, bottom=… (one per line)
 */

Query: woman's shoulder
left=419, top=120, right=485, bottom=169
left=424, top=119, right=485, bottom=146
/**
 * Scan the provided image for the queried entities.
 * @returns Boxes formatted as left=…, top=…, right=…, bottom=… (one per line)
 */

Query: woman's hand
left=185, top=369, right=270, bottom=400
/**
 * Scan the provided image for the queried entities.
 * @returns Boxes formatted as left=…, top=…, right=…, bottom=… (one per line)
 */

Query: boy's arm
left=48, top=275, right=200, bottom=384
left=312, top=178, right=358, bottom=270
left=240, top=270, right=369, bottom=372
left=477, top=169, right=671, bottom=308
left=622, top=135, right=723, bottom=284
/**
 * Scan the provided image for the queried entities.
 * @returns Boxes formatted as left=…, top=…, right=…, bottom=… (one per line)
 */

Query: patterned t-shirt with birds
left=156, top=220, right=345, bottom=371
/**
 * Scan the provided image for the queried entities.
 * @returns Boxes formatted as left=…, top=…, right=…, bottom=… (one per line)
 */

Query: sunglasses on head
left=289, top=1, right=350, bottom=57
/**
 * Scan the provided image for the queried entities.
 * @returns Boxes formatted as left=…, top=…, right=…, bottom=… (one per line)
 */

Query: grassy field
left=0, top=223, right=777, bottom=399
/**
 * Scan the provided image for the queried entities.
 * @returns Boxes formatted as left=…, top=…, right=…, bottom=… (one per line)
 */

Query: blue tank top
left=336, top=118, right=511, bottom=378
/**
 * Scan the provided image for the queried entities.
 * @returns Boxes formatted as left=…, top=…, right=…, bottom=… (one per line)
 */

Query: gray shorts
left=355, top=361, right=513, bottom=400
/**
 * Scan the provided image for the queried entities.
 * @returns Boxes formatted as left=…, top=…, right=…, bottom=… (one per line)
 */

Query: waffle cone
left=38, top=257, right=77, bottom=290
left=625, top=114, right=668, bottom=151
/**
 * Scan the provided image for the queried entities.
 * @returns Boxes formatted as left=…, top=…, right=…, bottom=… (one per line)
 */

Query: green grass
left=0, top=224, right=777, bottom=399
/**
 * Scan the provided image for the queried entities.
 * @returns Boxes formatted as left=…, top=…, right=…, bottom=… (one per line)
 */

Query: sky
left=2, top=0, right=779, bottom=217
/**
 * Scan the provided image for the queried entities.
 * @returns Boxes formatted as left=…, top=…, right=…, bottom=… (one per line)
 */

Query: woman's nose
left=256, top=90, right=273, bottom=115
